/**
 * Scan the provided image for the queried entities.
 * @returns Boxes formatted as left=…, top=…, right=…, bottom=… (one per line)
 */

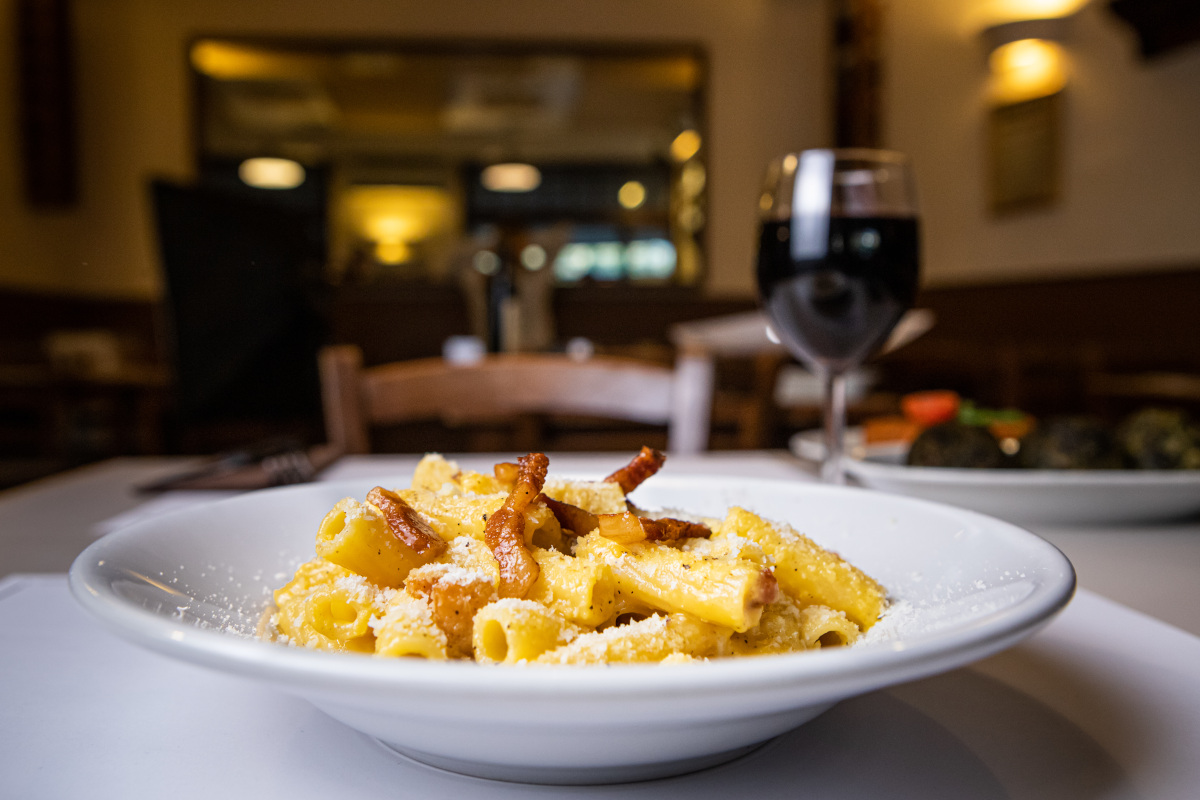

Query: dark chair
left=151, top=180, right=328, bottom=451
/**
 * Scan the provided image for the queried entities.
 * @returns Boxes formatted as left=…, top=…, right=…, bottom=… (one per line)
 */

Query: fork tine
left=262, top=450, right=315, bottom=486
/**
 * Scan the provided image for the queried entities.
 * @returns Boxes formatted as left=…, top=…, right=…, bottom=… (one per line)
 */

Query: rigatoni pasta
left=265, top=449, right=887, bottom=664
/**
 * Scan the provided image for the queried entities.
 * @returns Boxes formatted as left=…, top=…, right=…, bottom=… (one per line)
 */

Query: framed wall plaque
left=987, top=92, right=1061, bottom=215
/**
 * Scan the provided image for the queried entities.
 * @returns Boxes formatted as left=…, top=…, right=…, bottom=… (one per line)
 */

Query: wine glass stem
left=822, top=370, right=848, bottom=485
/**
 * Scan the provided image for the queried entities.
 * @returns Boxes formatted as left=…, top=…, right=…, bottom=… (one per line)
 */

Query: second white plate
left=791, top=429, right=1200, bottom=525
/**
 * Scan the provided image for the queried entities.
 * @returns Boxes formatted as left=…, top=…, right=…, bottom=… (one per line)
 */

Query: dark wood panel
left=1, top=265, right=1196, bottom=461
left=1109, top=0, right=1200, bottom=60
left=877, top=266, right=1200, bottom=415
left=17, top=0, right=78, bottom=206
left=0, top=290, right=162, bottom=362
left=913, top=266, right=1200, bottom=366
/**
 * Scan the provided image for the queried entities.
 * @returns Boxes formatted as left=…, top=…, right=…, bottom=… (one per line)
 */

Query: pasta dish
left=264, top=448, right=886, bottom=664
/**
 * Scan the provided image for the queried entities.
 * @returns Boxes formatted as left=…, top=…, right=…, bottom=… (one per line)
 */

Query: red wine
left=757, top=217, right=919, bottom=373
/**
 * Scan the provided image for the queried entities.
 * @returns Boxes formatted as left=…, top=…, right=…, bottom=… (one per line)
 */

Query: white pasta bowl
left=70, top=476, right=1074, bottom=785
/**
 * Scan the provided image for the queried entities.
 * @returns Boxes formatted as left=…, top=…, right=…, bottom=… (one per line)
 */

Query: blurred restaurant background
left=1, top=0, right=1198, bottom=486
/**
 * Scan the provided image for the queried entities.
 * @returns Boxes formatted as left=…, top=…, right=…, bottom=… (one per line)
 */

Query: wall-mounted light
left=342, top=184, right=456, bottom=266
left=982, top=15, right=1072, bottom=104
left=480, top=163, right=541, bottom=193
left=238, top=157, right=306, bottom=189
left=979, top=4, right=1082, bottom=213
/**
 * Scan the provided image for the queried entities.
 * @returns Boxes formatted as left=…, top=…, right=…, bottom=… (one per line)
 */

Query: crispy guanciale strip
left=541, top=495, right=599, bottom=536
left=596, top=511, right=712, bottom=545
left=406, top=568, right=496, bottom=658
left=484, top=452, right=548, bottom=598
left=642, top=516, right=712, bottom=543
left=753, top=569, right=781, bottom=608
left=493, top=461, right=519, bottom=487
left=604, top=446, right=666, bottom=495
left=366, top=487, right=448, bottom=557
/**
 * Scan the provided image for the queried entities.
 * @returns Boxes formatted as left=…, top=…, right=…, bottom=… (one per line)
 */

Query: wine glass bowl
left=756, top=149, right=920, bottom=482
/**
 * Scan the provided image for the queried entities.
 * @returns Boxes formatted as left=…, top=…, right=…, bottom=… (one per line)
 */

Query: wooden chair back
left=319, top=345, right=711, bottom=454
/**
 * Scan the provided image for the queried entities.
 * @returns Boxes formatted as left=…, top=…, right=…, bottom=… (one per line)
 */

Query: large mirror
left=189, top=38, right=708, bottom=289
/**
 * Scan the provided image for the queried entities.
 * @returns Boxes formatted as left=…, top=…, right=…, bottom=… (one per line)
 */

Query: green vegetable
left=957, top=401, right=1026, bottom=427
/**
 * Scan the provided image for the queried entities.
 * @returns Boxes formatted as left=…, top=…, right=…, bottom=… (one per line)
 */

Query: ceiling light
left=473, top=250, right=501, bottom=275
left=520, top=244, right=547, bottom=271
left=238, top=157, right=306, bottom=190
left=481, top=163, right=541, bottom=193
left=618, top=181, right=647, bottom=210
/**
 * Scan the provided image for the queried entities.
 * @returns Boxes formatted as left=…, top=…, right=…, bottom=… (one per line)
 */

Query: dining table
left=3, top=451, right=1199, bottom=799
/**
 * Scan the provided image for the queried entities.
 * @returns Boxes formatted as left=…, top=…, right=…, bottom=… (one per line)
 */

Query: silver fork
left=261, top=450, right=316, bottom=486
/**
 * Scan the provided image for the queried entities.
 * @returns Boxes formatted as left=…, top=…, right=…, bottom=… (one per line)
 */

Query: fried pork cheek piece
left=484, top=452, right=549, bottom=598
left=605, top=446, right=666, bottom=494
left=595, top=512, right=711, bottom=545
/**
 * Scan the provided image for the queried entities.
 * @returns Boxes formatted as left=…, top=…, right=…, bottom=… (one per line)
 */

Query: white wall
left=889, top=0, right=1200, bottom=286
left=0, top=0, right=831, bottom=299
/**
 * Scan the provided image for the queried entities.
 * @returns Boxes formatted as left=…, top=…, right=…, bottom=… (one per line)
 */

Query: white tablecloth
left=4, top=574, right=1199, bottom=798
left=3, top=452, right=1200, bottom=797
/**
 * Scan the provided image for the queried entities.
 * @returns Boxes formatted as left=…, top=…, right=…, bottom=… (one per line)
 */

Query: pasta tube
left=472, top=599, right=581, bottom=664
left=373, top=593, right=448, bottom=659
left=542, top=478, right=629, bottom=515
left=440, top=536, right=500, bottom=587
left=536, top=613, right=729, bottom=665
left=718, top=507, right=885, bottom=630
left=315, top=495, right=443, bottom=588
left=729, top=595, right=859, bottom=655
left=527, top=548, right=616, bottom=627
left=411, top=453, right=460, bottom=493
left=574, top=533, right=778, bottom=632
left=797, top=604, right=860, bottom=649
left=272, top=559, right=391, bottom=653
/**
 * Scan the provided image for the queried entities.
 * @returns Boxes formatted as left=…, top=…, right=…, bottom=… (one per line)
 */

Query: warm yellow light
left=481, top=163, right=541, bottom=193
left=618, top=181, right=647, bottom=210
left=670, top=129, right=702, bottom=162
left=238, top=157, right=306, bottom=190
left=989, top=38, right=1067, bottom=104
left=342, top=185, right=456, bottom=264
left=978, top=0, right=1088, bottom=27
left=374, top=241, right=412, bottom=265
left=679, top=162, right=706, bottom=196
left=190, top=40, right=315, bottom=80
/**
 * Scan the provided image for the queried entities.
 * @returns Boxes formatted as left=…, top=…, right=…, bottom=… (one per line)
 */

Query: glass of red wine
left=756, top=149, right=920, bottom=483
